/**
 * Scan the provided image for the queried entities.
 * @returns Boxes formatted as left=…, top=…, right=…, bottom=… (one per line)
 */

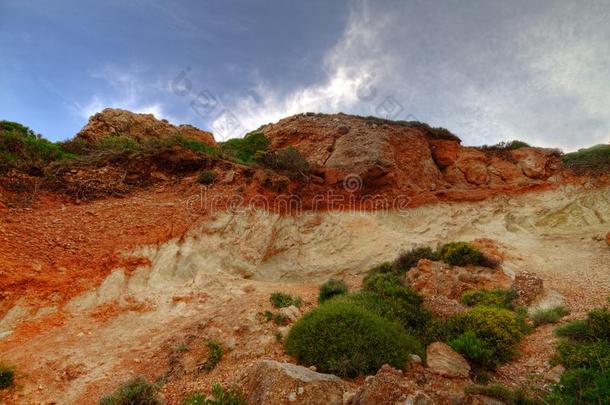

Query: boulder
left=510, top=148, right=556, bottom=179
left=77, top=108, right=216, bottom=146
left=455, top=148, right=489, bottom=185
left=278, top=305, right=301, bottom=323
left=430, top=140, right=459, bottom=168
left=352, top=365, right=432, bottom=405
left=426, top=342, right=471, bottom=378
left=513, top=270, right=544, bottom=306
left=234, top=360, right=348, bottom=405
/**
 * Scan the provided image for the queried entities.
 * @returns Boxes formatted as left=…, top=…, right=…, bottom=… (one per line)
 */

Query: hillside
left=0, top=110, right=609, bottom=404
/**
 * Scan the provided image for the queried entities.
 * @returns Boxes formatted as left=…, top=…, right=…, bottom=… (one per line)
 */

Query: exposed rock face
left=76, top=108, right=216, bottom=146
left=426, top=342, right=471, bottom=378
left=234, top=359, right=348, bottom=405
left=352, top=365, right=432, bottom=405
left=513, top=270, right=544, bottom=306
left=258, top=113, right=560, bottom=195
left=406, top=259, right=511, bottom=301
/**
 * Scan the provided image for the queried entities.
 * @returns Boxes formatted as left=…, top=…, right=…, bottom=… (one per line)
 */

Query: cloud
left=72, top=65, right=177, bottom=123
left=216, top=0, right=610, bottom=151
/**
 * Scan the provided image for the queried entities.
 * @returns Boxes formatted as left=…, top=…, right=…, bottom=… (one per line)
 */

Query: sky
left=1, top=0, right=609, bottom=150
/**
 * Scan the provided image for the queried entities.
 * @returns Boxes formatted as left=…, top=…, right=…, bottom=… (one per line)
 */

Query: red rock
left=430, top=140, right=459, bottom=168
left=455, top=148, right=489, bottom=185
left=513, top=270, right=544, bottom=306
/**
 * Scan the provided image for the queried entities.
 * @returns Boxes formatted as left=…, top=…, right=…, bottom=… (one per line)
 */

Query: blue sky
left=1, top=0, right=609, bottom=150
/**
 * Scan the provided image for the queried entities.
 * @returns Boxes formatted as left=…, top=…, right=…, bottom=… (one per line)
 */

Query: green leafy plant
left=447, top=306, right=525, bottom=368
left=546, top=368, right=610, bottom=404
left=270, top=292, right=302, bottom=308
left=449, top=331, right=495, bottom=369
left=197, top=170, right=216, bottom=185
left=393, top=247, right=438, bottom=272
left=285, top=300, right=422, bottom=377
left=318, top=279, right=348, bottom=303
left=99, top=377, right=160, bottom=405
left=461, top=288, right=516, bottom=310
left=531, top=306, right=569, bottom=327
left=199, top=340, right=224, bottom=372
left=221, top=132, right=270, bottom=164
left=183, top=384, right=246, bottom=405
left=438, top=242, right=488, bottom=267
left=0, top=364, right=14, bottom=390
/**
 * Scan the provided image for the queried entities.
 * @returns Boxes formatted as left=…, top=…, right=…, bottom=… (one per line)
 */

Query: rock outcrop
left=258, top=113, right=561, bottom=194
left=426, top=342, right=471, bottom=378
left=234, top=359, right=348, bottom=405
left=76, top=108, right=216, bottom=146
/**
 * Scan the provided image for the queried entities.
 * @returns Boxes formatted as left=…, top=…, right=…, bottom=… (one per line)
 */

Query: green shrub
left=482, top=140, right=531, bottom=151
left=447, top=306, right=525, bottom=367
left=586, top=307, right=610, bottom=341
left=197, top=170, right=216, bottom=185
left=221, top=132, right=270, bottom=164
left=466, top=384, right=541, bottom=405
left=97, top=135, right=140, bottom=152
left=555, top=319, right=588, bottom=341
left=183, top=384, right=246, bottom=405
left=270, top=292, right=302, bottom=308
left=199, top=340, right=224, bottom=372
left=99, top=377, right=160, bottom=405
left=461, top=288, right=516, bottom=310
left=362, top=262, right=398, bottom=285
left=318, top=279, right=348, bottom=303
left=393, top=247, right=437, bottom=272
left=554, top=340, right=610, bottom=370
left=562, top=144, right=610, bottom=173
left=531, top=306, right=569, bottom=327
left=0, top=364, right=14, bottom=389
left=546, top=368, right=610, bottom=404
left=449, top=331, right=495, bottom=369
left=272, top=313, right=289, bottom=326
left=438, top=242, right=488, bottom=267
left=285, top=300, right=423, bottom=377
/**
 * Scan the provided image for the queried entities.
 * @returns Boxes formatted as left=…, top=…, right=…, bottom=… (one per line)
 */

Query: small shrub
left=174, top=342, right=189, bottom=353
left=531, top=306, right=569, bottom=327
left=262, top=310, right=273, bottom=322
left=461, top=288, right=516, bottom=310
left=449, top=331, right=495, bottom=369
left=285, top=300, right=423, bottom=377
left=199, top=340, right=224, bottom=372
left=546, top=368, right=610, bottom=404
left=555, top=319, right=588, bottom=340
left=362, top=270, right=404, bottom=295
left=275, top=147, right=309, bottom=177
left=0, top=364, right=14, bottom=389
left=482, top=140, right=531, bottom=151
left=318, top=278, right=348, bottom=303
left=99, top=377, right=160, bottom=405
left=466, top=384, right=540, bottom=405
left=554, top=340, right=610, bottom=370
left=270, top=292, right=302, bottom=308
left=97, top=135, right=140, bottom=152
left=221, top=132, right=270, bottom=164
left=447, top=306, right=525, bottom=367
left=183, top=384, right=246, bottom=405
left=438, top=242, right=488, bottom=267
left=197, top=170, right=216, bottom=185
left=272, top=313, right=289, bottom=326
left=393, top=247, right=437, bottom=272
left=586, top=307, right=610, bottom=341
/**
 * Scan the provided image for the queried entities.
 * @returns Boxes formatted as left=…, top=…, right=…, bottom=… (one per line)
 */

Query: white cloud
left=72, top=65, right=177, bottom=124
left=216, top=0, right=610, bottom=151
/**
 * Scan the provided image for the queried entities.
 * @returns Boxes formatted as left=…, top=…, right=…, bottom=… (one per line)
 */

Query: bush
left=318, top=279, right=348, bottom=303
left=99, top=377, right=160, bottom=405
left=555, top=319, right=588, bottom=341
left=461, top=288, right=516, bottom=310
left=438, top=242, right=488, bottom=267
left=97, top=135, right=140, bottom=152
left=198, top=170, right=216, bottom=185
left=546, top=368, right=610, bottom=404
left=0, top=364, right=14, bottom=389
left=449, top=331, right=495, bottom=369
left=447, top=306, right=525, bottom=367
left=586, top=307, right=610, bottom=341
left=482, top=140, right=531, bottom=151
left=466, top=384, right=540, bottom=405
left=562, top=144, right=610, bottom=173
left=183, top=384, right=246, bottom=405
left=270, top=292, right=302, bottom=308
left=221, top=132, right=270, bottom=164
left=554, top=340, right=610, bottom=370
left=393, top=247, right=438, bottom=272
left=531, top=306, right=569, bottom=327
left=199, top=340, right=224, bottom=372
left=285, top=300, right=423, bottom=377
